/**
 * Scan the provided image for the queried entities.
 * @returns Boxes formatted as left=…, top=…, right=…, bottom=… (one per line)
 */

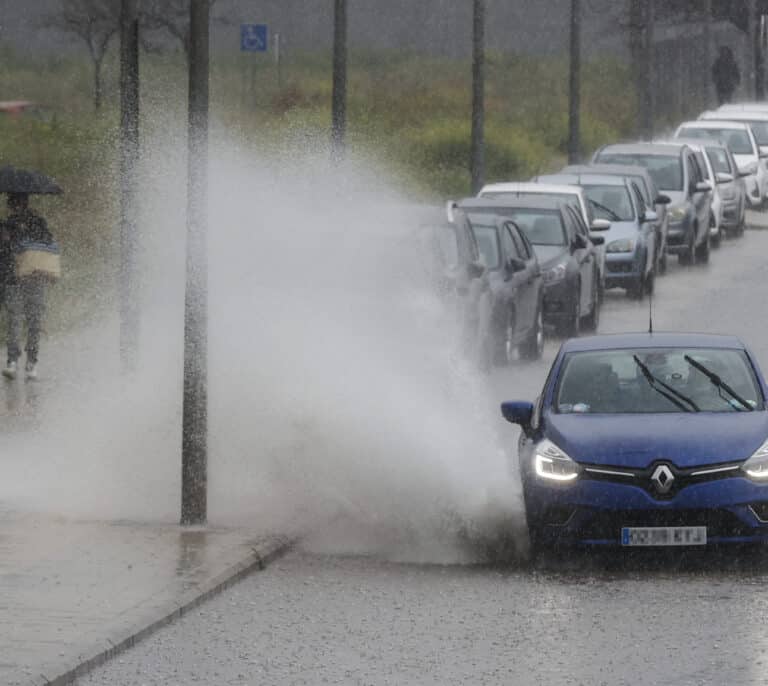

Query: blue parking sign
left=241, top=24, right=268, bottom=52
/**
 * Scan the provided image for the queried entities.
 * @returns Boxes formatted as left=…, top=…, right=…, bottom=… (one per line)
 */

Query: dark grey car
left=458, top=197, right=603, bottom=336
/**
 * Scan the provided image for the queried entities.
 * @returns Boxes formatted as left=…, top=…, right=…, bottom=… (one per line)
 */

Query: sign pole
left=470, top=0, right=485, bottom=194
left=568, top=0, right=581, bottom=164
left=331, top=0, right=348, bottom=162
left=181, top=0, right=210, bottom=526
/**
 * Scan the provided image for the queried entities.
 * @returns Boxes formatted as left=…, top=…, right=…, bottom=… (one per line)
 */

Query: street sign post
left=241, top=24, right=268, bottom=52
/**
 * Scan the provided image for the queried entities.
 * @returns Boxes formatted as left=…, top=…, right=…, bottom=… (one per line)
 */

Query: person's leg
left=3, top=284, right=23, bottom=377
left=23, top=278, right=46, bottom=368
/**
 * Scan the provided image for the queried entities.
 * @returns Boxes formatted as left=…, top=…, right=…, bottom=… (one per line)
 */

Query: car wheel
left=581, top=279, right=600, bottom=332
left=492, top=310, right=514, bottom=366
left=695, top=233, right=711, bottom=264
left=560, top=287, right=581, bottom=337
left=645, top=269, right=655, bottom=296
left=627, top=270, right=644, bottom=300
left=520, top=307, right=544, bottom=360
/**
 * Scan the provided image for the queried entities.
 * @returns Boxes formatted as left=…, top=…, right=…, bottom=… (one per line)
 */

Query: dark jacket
left=0, top=209, right=54, bottom=285
left=712, top=53, right=740, bottom=97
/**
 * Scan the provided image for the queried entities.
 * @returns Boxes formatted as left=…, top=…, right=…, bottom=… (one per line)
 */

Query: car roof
left=458, top=196, right=563, bottom=210
left=703, top=109, right=768, bottom=121
left=563, top=163, right=653, bottom=180
left=561, top=332, right=747, bottom=353
left=536, top=173, right=627, bottom=186
left=598, top=142, right=685, bottom=156
left=479, top=182, right=583, bottom=196
left=678, top=119, right=750, bottom=131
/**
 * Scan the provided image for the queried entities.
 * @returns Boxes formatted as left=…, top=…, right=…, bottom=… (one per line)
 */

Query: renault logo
left=650, top=464, right=675, bottom=494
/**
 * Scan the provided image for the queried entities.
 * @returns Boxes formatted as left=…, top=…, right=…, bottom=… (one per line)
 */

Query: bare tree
left=141, top=0, right=223, bottom=61
left=44, top=0, right=121, bottom=111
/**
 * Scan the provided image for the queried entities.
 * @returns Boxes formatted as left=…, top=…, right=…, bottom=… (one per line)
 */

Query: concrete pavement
left=0, top=508, right=290, bottom=686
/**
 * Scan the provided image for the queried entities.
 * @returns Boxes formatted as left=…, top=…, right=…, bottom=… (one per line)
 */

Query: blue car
left=502, top=333, right=768, bottom=550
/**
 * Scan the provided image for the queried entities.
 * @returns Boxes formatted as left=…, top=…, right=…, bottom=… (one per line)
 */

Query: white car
left=478, top=182, right=609, bottom=295
left=674, top=120, right=765, bottom=208
left=700, top=109, right=768, bottom=157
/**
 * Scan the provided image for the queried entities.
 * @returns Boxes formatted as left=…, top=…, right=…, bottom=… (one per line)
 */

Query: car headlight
left=668, top=206, right=687, bottom=223
left=534, top=439, right=581, bottom=482
left=543, top=263, right=567, bottom=284
left=743, top=438, right=768, bottom=480
left=606, top=238, right=635, bottom=253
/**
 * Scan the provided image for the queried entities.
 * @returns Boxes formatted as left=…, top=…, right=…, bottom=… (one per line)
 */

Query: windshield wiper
left=684, top=355, right=754, bottom=412
left=587, top=198, right=622, bottom=222
left=633, top=355, right=699, bottom=412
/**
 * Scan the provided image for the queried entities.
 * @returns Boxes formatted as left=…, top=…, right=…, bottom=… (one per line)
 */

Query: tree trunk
left=568, top=0, right=581, bottom=164
left=470, top=0, right=485, bottom=195
left=93, top=57, right=103, bottom=111
left=331, top=0, right=348, bottom=162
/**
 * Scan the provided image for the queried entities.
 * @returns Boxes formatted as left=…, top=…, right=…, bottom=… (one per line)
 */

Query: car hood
left=603, top=220, right=640, bottom=243
left=533, top=245, right=569, bottom=268
left=544, top=411, right=768, bottom=468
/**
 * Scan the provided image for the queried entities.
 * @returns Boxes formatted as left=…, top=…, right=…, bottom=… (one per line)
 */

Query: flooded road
left=73, top=226, right=768, bottom=684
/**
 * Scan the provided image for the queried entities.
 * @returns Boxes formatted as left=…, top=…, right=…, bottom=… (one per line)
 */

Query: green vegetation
left=0, top=47, right=637, bottom=332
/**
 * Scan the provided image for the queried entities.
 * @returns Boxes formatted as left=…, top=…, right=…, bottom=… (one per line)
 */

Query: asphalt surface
left=79, top=223, right=768, bottom=685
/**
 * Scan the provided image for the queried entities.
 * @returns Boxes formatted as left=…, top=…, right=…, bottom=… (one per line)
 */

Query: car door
left=686, top=151, right=711, bottom=243
left=630, top=182, right=654, bottom=276
left=564, top=205, right=594, bottom=314
left=500, top=221, right=535, bottom=341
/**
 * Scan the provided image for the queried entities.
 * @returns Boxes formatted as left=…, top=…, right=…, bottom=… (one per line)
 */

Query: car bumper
left=603, top=253, right=642, bottom=289
left=523, top=472, right=768, bottom=547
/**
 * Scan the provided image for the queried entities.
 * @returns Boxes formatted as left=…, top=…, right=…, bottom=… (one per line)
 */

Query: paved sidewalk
left=0, top=509, right=290, bottom=686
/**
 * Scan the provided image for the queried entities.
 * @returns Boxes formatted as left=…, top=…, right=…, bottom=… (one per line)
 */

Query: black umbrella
left=0, top=165, right=62, bottom=195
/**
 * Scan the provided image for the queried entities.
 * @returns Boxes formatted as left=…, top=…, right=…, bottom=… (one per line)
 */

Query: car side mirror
left=655, top=193, right=672, bottom=205
left=643, top=209, right=658, bottom=223
left=507, top=257, right=526, bottom=274
left=695, top=181, right=712, bottom=193
left=501, top=401, right=534, bottom=434
left=716, top=172, right=735, bottom=184
left=589, top=235, right=605, bottom=246
left=740, top=161, right=758, bottom=176
left=590, top=218, right=611, bottom=231
left=572, top=233, right=588, bottom=251
left=760, top=145, right=768, bottom=158
left=467, top=260, right=485, bottom=278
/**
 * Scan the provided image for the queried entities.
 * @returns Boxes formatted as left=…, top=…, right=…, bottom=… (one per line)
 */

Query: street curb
left=27, top=535, right=294, bottom=686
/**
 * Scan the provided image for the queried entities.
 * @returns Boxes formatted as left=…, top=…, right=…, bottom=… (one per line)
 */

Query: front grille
left=606, top=262, right=634, bottom=274
left=577, top=508, right=750, bottom=540
left=581, top=460, right=741, bottom=500
left=667, top=233, right=685, bottom=246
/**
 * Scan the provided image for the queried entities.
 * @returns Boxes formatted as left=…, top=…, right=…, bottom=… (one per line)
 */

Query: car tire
left=695, top=233, right=711, bottom=264
left=581, top=280, right=600, bottom=332
left=520, top=307, right=544, bottom=360
left=645, top=269, right=655, bottom=296
left=658, top=249, right=668, bottom=275
left=627, top=271, right=644, bottom=300
left=560, top=287, right=581, bottom=338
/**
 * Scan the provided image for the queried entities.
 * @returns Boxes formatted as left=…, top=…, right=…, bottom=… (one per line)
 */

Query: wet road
left=79, top=226, right=768, bottom=685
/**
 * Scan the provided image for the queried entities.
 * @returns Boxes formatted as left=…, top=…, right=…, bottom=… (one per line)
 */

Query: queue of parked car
left=437, top=101, right=768, bottom=368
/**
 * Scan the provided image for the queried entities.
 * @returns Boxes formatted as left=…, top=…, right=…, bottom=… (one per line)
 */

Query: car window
left=679, top=126, right=754, bottom=155
left=501, top=225, right=520, bottom=261
left=555, top=347, right=763, bottom=414
left=565, top=204, right=589, bottom=237
left=583, top=184, right=634, bottom=221
left=597, top=153, right=683, bottom=191
left=706, top=147, right=732, bottom=174
left=469, top=223, right=501, bottom=270
left=631, top=183, right=646, bottom=217
left=468, top=209, right=567, bottom=247
left=693, top=151, right=711, bottom=181
left=631, top=175, right=651, bottom=203
left=510, top=225, right=531, bottom=260
left=747, top=121, right=768, bottom=145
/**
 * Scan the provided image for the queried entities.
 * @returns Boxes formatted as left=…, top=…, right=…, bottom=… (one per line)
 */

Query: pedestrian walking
left=712, top=46, right=741, bottom=106
left=0, top=193, right=59, bottom=380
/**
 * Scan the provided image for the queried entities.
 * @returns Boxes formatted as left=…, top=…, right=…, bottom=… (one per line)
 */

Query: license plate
left=621, top=526, right=707, bottom=546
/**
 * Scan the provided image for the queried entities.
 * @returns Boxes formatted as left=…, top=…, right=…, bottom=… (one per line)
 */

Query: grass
left=0, top=46, right=644, bottom=334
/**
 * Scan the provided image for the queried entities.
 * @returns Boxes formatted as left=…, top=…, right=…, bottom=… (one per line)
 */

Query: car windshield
left=747, top=121, right=768, bottom=145
left=598, top=153, right=683, bottom=191
left=482, top=191, right=579, bottom=211
left=583, top=185, right=634, bottom=221
left=706, top=147, right=733, bottom=174
left=679, top=127, right=754, bottom=155
left=555, top=347, right=763, bottom=414
left=467, top=208, right=567, bottom=246
left=469, top=224, right=501, bottom=269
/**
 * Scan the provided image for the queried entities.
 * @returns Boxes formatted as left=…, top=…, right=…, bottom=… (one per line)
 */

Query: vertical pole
left=181, top=0, right=209, bottom=526
left=275, top=32, right=282, bottom=88
left=640, top=0, right=655, bottom=140
left=568, top=0, right=581, bottom=164
left=119, top=0, right=140, bottom=372
left=470, top=0, right=485, bottom=194
left=331, top=0, right=347, bottom=162
left=748, top=0, right=758, bottom=99
left=703, top=0, right=713, bottom=107
left=757, top=14, right=765, bottom=100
